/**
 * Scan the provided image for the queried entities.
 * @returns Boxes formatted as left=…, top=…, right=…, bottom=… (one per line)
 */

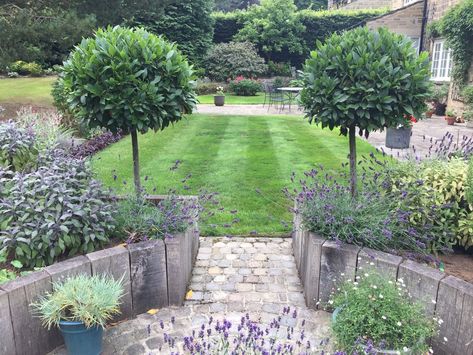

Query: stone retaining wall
left=293, top=216, right=473, bottom=355
left=0, top=225, right=199, bottom=355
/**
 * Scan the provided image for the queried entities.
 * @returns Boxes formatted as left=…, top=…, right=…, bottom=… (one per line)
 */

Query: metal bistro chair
left=263, top=83, right=289, bottom=112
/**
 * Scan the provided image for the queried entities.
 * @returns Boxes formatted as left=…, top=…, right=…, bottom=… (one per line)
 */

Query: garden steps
left=48, top=236, right=332, bottom=354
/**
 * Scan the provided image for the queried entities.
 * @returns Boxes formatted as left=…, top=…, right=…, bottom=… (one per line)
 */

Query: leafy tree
left=128, top=0, right=214, bottom=67
left=235, top=0, right=306, bottom=63
left=0, top=5, right=96, bottom=69
left=295, top=0, right=326, bottom=9
left=58, top=26, right=196, bottom=194
left=205, top=41, right=267, bottom=81
left=214, top=0, right=258, bottom=11
left=300, top=27, right=430, bottom=197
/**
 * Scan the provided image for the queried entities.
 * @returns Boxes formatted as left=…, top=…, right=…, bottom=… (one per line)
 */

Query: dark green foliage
left=467, top=157, right=473, bottom=206
left=267, top=61, right=292, bottom=76
left=60, top=26, right=196, bottom=135
left=212, top=11, right=244, bottom=44
left=301, top=27, right=430, bottom=196
left=127, top=0, right=214, bottom=66
left=229, top=78, right=262, bottom=96
left=59, top=26, right=196, bottom=193
left=0, top=122, right=38, bottom=172
left=205, top=42, right=267, bottom=81
left=235, top=0, right=306, bottom=62
left=0, top=6, right=96, bottom=70
left=295, top=0, right=326, bottom=9
left=0, top=154, right=116, bottom=268
left=440, top=0, right=473, bottom=85
left=301, top=27, right=430, bottom=136
left=212, top=6, right=385, bottom=67
left=214, top=0, right=258, bottom=11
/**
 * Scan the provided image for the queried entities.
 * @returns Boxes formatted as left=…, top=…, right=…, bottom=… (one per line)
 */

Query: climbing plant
left=440, top=0, right=473, bottom=85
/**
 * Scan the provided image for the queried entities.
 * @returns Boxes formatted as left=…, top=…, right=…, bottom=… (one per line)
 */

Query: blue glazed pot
left=59, top=321, right=103, bottom=355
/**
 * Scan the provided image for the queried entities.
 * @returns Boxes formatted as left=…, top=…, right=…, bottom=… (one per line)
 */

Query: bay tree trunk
left=349, top=125, right=357, bottom=198
left=130, top=129, right=141, bottom=196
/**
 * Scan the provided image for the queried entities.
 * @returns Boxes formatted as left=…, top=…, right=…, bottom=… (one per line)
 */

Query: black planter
left=214, top=95, right=225, bottom=106
left=386, top=127, right=412, bottom=149
left=434, top=103, right=446, bottom=116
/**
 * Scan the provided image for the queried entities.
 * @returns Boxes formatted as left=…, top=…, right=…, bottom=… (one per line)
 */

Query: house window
left=430, top=39, right=453, bottom=81
left=408, top=37, right=420, bottom=54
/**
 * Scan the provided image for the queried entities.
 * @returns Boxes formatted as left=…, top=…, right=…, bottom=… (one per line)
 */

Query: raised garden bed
left=0, top=195, right=199, bottom=355
left=293, top=210, right=473, bottom=355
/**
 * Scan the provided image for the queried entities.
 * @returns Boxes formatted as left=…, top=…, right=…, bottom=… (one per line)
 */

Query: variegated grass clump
left=31, top=274, right=123, bottom=329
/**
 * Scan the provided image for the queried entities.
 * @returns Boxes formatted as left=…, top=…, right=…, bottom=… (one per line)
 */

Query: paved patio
left=49, top=237, right=332, bottom=355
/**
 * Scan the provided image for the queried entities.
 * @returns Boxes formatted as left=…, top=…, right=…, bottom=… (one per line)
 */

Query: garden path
left=49, top=237, right=332, bottom=355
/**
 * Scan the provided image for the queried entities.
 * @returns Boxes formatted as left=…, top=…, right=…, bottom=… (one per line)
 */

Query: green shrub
left=0, top=122, right=38, bottom=172
left=196, top=82, right=228, bottom=95
left=8, top=61, right=43, bottom=76
left=468, top=157, right=473, bottom=205
left=126, top=0, right=214, bottom=66
left=0, top=155, right=116, bottom=268
left=58, top=26, right=196, bottom=194
left=0, top=7, right=96, bottom=70
left=0, top=268, right=16, bottom=285
left=212, top=7, right=385, bottom=67
left=462, top=85, right=473, bottom=107
left=267, top=61, right=292, bottom=77
left=31, top=274, right=123, bottom=329
left=235, top=0, right=306, bottom=63
left=331, top=272, right=436, bottom=353
left=229, top=77, right=262, bottom=96
left=301, top=27, right=430, bottom=196
left=205, top=42, right=267, bottom=81
left=377, top=157, right=472, bottom=250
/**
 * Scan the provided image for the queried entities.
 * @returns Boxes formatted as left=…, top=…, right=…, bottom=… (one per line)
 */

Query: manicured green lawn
left=198, top=93, right=265, bottom=105
left=0, top=77, right=55, bottom=106
left=0, top=77, right=265, bottom=106
left=93, top=114, right=377, bottom=236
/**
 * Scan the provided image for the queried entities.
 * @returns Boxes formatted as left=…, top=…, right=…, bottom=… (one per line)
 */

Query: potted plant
left=330, top=272, right=436, bottom=354
left=430, top=83, right=449, bottom=116
left=385, top=115, right=416, bottom=149
left=464, top=110, right=473, bottom=128
left=445, top=109, right=456, bottom=125
left=31, top=274, right=123, bottom=355
left=425, top=103, right=435, bottom=118
left=214, top=86, right=225, bottom=106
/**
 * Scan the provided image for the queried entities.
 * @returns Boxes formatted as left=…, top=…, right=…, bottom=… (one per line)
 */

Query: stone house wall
left=366, top=1, right=424, bottom=38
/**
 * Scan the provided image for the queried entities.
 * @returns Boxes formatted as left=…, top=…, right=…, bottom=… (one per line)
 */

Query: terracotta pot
left=446, top=116, right=456, bottom=125
left=425, top=111, right=434, bottom=118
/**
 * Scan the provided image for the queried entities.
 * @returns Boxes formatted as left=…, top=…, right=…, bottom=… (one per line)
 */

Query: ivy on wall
left=439, top=0, right=473, bottom=85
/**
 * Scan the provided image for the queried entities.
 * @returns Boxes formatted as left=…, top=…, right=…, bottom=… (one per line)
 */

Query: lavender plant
left=114, top=195, right=193, bottom=242
left=153, top=307, right=333, bottom=354
left=292, top=165, right=436, bottom=257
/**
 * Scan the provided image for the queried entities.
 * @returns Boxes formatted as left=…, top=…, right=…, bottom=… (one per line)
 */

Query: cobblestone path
left=51, top=237, right=332, bottom=354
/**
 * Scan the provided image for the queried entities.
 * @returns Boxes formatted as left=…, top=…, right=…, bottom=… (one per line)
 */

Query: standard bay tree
left=300, top=27, right=431, bottom=197
left=58, top=26, right=196, bottom=195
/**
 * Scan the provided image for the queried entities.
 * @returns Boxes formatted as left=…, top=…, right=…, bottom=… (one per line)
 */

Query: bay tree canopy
left=300, top=27, right=431, bottom=196
left=59, top=26, right=196, bottom=193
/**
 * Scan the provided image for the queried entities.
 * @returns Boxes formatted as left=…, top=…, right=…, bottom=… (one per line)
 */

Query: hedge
left=212, top=8, right=386, bottom=67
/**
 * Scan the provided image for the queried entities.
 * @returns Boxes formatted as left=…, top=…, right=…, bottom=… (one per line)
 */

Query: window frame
left=430, top=39, right=453, bottom=82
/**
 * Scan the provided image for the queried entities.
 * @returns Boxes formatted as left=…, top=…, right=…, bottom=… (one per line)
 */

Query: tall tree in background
left=128, top=0, right=215, bottom=67
left=214, top=0, right=258, bottom=11
left=294, top=0, right=326, bottom=9
left=235, top=0, right=306, bottom=63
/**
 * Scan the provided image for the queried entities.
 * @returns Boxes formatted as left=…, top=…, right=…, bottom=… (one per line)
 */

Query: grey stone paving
left=49, top=237, right=332, bottom=354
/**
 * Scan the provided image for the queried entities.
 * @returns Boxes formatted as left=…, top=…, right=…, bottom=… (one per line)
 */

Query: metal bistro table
left=276, top=87, right=303, bottom=112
